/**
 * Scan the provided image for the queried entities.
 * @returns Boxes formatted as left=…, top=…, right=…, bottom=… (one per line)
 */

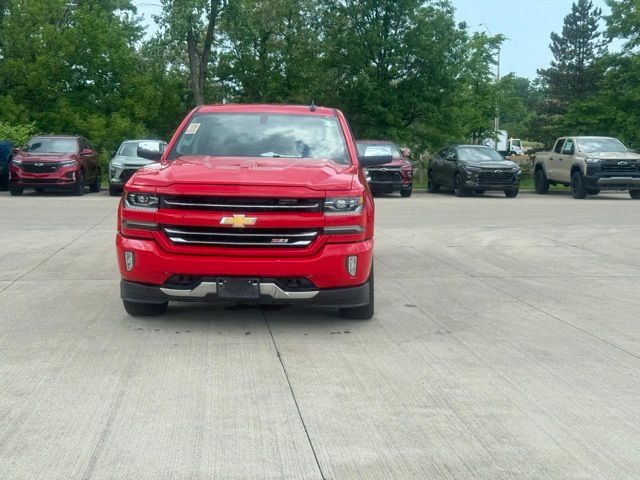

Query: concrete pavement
left=1, top=189, right=639, bottom=479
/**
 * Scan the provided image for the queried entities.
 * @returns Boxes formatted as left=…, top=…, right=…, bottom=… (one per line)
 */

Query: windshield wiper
left=259, top=152, right=302, bottom=158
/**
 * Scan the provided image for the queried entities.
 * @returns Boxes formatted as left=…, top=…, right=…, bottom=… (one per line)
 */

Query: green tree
left=538, top=0, right=608, bottom=106
left=218, top=0, right=322, bottom=103
left=321, top=0, right=471, bottom=150
left=157, top=0, right=224, bottom=106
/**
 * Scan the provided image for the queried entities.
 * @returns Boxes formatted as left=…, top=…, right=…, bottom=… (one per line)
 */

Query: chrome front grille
left=162, top=226, right=319, bottom=248
left=161, top=196, right=322, bottom=212
left=21, top=162, right=60, bottom=173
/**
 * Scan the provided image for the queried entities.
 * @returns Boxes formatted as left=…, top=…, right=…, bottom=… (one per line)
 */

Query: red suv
left=9, top=135, right=100, bottom=196
left=116, top=104, right=391, bottom=319
left=356, top=140, right=413, bottom=197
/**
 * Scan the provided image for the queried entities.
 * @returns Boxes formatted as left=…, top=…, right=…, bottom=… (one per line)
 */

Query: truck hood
left=462, top=159, right=518, bottom=169
left=14, top=152, right=76, bottom=162
left=131, top=156, right=356, bottom=191
left=577, top=151, right=640, bottom=161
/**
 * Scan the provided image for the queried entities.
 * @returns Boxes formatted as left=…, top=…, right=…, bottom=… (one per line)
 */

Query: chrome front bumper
left=160, top=281, right=319, bottom=300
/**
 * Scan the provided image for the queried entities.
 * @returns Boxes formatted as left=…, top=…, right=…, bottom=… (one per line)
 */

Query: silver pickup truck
left=533, top=136, right=640, bottom=199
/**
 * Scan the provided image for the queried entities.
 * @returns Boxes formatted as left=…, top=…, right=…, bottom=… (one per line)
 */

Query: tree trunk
left=185, top=0, right=221, bottom=106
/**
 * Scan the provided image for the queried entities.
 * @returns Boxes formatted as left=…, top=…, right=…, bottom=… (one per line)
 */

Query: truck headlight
left=324, top=196, right=364, bottom=215
left=586, top=158, right=601, bottom=164
left=124, top=192, right=159, bottom=210
left=463, top=164, right=482, bottom=172
left=60, top=160, right=78, bottom=167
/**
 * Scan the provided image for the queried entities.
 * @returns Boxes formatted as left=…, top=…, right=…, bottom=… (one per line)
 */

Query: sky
left=134, top=0, right=611, bottom=80
left=453, top=0, right=610, bottom=78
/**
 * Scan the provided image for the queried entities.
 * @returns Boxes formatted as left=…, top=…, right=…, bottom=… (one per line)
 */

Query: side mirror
left=138, top=147, right=163, bottom=161
left=445, top=154, right=456, bottom=162
left=111, top=150, right=117, bottom=157
left=358, top=155, right=393, bottom=167
left=80, top=148, right=94, bottom=156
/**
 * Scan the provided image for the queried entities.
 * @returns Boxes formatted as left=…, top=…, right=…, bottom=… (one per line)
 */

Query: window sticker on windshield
left=185, top=123, right=200, bottom=135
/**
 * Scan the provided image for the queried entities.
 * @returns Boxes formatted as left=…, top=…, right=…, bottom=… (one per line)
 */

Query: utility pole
left=480, top=23, right=502, bottom=150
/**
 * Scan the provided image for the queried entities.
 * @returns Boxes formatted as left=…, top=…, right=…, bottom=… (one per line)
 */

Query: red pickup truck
left=116, top=104, right=391, bottom=319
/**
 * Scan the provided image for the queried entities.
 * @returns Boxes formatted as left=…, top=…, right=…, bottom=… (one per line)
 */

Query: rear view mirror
left=80, top=148, right=94, bottom=156
left=359, top=155, right=393, bottom=167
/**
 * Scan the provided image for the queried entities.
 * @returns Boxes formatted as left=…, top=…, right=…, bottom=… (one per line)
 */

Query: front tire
left=453, top=174, right=466, bottom=197
left=427, top=171, right=439, bottom=193
left=400, top=187, right=412, bottom=198
left=339, top=267, right=374, bottom=320
left=630, top=190, right=640, bottom=199
left=571, top=170, right=587, bottom=199
left=123, top=300, right=168, bottom=317
left=9, top=188, right=23, bottom=196
left=109, top=184, right=121, bottom=197
left=89, top=169, right=101, bottom=193
left=73, top=170, right=85, bottom=196
left=534, top=168, right=550, bottom=194
left=504, top=189, right=519, bottom=198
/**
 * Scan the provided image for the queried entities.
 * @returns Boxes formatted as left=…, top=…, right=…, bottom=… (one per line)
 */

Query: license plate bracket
left=217, top=278, right=260, bottom=300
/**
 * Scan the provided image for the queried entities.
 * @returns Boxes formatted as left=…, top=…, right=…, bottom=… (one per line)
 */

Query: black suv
left=428, top=145, right=521, bottom=198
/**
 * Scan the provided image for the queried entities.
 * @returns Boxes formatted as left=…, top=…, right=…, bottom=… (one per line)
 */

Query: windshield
left=458, top=147, right=504, bottom=162
left=357, top=142, right=401, bottom=158
left=170, top=113, right=350, bottom=164
left=119, top=141, right=163, bottom=157
left=576, top=138, right=628, bottom=153
left=24, top=138, right=77, bottom=154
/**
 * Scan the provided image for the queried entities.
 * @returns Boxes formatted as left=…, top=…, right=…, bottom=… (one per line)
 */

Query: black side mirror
left=445, top=154, right=456, bottom=162
left=137, top=147, right=163, bottom=161
left=359, top=155, right=393, bottom=167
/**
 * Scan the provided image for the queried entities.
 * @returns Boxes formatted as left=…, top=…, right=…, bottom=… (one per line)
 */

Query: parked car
left=533, top=136, right=640, bottom=199
left=428, top=145, right=521, bottom=198
left=116, top=104, right=391, bottom=319
left=356, top=140, right=413, bottom=197
left=0, top=140, right=13, bottom=191
left=9, top=135, right=100, bottom=196
left=109, top=139, right=167, bottom=196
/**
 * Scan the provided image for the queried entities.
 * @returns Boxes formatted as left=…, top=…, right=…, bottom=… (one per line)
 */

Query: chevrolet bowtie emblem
left=220, top=215, right=257, bottom=228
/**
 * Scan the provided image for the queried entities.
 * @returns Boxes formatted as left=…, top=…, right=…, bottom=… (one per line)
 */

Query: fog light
left=346, top=255, right=358, bottom=277
left=124, top=251, right=135, bottom=271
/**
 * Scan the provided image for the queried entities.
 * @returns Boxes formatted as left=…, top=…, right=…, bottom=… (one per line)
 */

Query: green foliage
left=0, top=122, right=37, bottom=145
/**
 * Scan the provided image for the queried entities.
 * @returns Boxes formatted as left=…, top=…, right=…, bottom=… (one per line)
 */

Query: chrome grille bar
left=161, top=196, right=322, bottom=212
left=162, top=226, right=319, bottom=248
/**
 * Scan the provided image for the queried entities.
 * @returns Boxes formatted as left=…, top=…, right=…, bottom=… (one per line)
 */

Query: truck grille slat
left=601, top=163, right=639, bottom=173
left=161, top=196, right=322, bottom=212
left=162, top=226, right=319, bottom=248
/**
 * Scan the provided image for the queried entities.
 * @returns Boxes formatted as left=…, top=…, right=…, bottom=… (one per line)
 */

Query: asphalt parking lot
left=1, top=189, right=640, bottom=479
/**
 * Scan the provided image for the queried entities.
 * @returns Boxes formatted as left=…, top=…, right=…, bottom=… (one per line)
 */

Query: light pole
left=480, top=24, right=501, bottom=148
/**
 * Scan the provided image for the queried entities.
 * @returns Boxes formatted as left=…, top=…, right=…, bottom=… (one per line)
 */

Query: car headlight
left=111, top=162, right=123, bottom=168
left=124, top=192, right=159, bottom=210
left=324, top=196, right=364, bottom=215
left=513, top=166, right=521, bottom=173
left=60, top=160, right=78, bottom=167
left=462, top=164, right=482, bottom=172
left=586, top=158, right=601, bottom=164
left=11, top=158, right=23, bottom=166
